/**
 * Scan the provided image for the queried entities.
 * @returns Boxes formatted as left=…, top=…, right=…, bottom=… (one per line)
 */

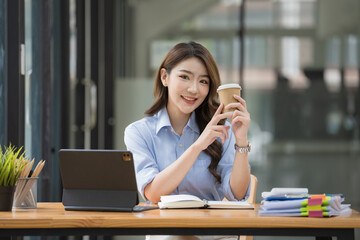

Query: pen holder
left=13, top=177, right=38, bottom=209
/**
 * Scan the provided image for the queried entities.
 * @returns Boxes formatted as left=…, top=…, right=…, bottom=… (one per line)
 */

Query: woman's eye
left=180, top=75, right=189, bottom=80
left=200, top=80, right=209, bottom=84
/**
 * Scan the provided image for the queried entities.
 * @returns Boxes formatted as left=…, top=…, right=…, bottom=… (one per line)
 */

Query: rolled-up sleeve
left=218, top=125, right=251, bottom=201
left=124, top=124, right=159, bottom=200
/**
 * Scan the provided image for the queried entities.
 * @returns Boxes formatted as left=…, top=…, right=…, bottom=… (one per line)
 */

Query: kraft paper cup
left=217, top=83, right=242, bottom=113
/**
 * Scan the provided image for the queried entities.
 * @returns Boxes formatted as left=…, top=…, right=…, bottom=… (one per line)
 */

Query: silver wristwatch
left=234, top=142, right=251, bottom=153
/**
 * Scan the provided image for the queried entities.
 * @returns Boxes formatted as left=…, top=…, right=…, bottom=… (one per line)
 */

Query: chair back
left=240, top=174, right=258, bottom=240
left=246, top=174, right=258, bottom=204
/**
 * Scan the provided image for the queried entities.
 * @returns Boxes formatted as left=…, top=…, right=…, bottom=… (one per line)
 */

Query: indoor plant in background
left=0, top=145, right=28, bottom=211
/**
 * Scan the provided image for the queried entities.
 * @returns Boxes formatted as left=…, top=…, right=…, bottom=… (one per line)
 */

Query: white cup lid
left=217, top=83, right=242, bottom=91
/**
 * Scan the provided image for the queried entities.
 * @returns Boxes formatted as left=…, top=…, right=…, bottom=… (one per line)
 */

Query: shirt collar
left=155, top=107, right=200, bottom=135
left=187, top=111, right=200, bottom=134
left=155, top=107, right=172, bottom=134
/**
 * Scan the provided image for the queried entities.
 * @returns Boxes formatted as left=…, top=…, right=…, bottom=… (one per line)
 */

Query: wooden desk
left=0, top=203, right=359, bottom=240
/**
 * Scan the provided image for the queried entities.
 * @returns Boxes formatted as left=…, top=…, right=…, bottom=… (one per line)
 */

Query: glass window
left=113, top=0, right=360, bottom=222
left=244, top=0, right=360, bottom=216
left=24, top=0, right=33, bottom=157
left=113, top=0, right=244, bottom=148
left=0, top=0, right=5, bottom=146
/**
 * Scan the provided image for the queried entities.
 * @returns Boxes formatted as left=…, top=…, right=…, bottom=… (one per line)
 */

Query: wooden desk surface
left=1, top=203, right=359, bottom=229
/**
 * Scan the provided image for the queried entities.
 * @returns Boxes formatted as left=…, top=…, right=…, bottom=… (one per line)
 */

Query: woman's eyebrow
left=179, top=69, right=209, bottom=78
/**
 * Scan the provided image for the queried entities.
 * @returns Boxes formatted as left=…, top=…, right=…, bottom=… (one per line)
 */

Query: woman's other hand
left=225, top=95, right=250, bottom=146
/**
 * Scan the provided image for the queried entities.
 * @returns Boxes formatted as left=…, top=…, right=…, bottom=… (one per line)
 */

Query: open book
left=158, top=194, right=254, bottom=209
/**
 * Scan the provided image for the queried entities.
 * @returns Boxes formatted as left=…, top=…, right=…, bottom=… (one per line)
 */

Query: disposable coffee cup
left=217, top=83, right=242, bottom=113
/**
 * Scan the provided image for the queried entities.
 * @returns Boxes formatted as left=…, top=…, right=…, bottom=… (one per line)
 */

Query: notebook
left=58, top=149, right=157, bottom=212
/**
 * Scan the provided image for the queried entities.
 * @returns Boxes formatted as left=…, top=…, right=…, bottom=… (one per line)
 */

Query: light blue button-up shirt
left=124, top=107, right=250, bottom=202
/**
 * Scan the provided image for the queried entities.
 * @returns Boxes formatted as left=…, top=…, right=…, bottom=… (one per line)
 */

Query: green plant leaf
left=0, top=145, right=28, bottom=186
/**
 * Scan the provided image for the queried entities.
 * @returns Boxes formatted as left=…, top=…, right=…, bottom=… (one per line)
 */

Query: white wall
left=114, top=78, right=155, bottom=149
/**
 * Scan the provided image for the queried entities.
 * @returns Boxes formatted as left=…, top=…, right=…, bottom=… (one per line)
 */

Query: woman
left=124, top=41, right=251, bottom=206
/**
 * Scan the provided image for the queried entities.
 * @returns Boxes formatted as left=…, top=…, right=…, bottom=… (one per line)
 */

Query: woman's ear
left=160, top=68, right=168, bottom=87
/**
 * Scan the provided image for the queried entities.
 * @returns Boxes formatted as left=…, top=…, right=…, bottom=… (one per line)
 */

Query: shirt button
left=179, top=143, right=183, bottom=147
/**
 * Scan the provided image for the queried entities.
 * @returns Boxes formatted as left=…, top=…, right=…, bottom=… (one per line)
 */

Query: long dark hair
left=145, top=41, right=224, bottom=183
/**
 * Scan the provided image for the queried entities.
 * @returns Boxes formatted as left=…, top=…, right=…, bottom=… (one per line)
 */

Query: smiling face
left=161, top=57, right=210, bottom=121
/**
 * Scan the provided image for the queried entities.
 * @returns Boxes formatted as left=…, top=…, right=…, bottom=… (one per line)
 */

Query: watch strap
left=234, top=142, right=251, bottom=153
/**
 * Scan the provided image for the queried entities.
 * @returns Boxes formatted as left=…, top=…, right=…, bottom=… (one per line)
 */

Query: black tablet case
left=59, top=149, right=151, bottom=212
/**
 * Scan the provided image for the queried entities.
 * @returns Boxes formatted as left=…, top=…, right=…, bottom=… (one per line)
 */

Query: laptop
left=58, top=149, right=157, bottom=212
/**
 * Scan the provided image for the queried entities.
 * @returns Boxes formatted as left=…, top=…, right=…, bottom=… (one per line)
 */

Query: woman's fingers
left=211, top=125, right=231, bottom=144
left=215, top=103, right=224, bottom=115
left=196, top=103, right=235, bottom=149
left=212, top=125, right=230, bottom=141
left=231, top=114, right=250, bottom=127
left=212, top=103, right=227, bottom=120
left=232, top=109, right=250, bottom=119
left=205, top=125, right=229, bottom=143
left=210, top=104, right=233, bottom=124
left=233, top=94, right=247, bottom=108
left=225, top=102, right=247, bottom=112
left=224, top=95, right=247, bottom=111
left=211, top=103, right=224, bottom=122
left=232, top=108, right=250, bottom=117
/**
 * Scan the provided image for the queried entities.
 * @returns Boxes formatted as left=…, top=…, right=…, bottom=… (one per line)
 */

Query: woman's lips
left=181, top=96, right=197, bottom=104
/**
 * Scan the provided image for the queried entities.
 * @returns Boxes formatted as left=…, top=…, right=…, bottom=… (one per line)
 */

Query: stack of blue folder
left=258, top=188, right=351, bottom=217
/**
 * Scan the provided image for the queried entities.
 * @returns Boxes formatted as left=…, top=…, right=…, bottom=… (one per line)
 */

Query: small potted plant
left=0, top=145, right=28, bottom=211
